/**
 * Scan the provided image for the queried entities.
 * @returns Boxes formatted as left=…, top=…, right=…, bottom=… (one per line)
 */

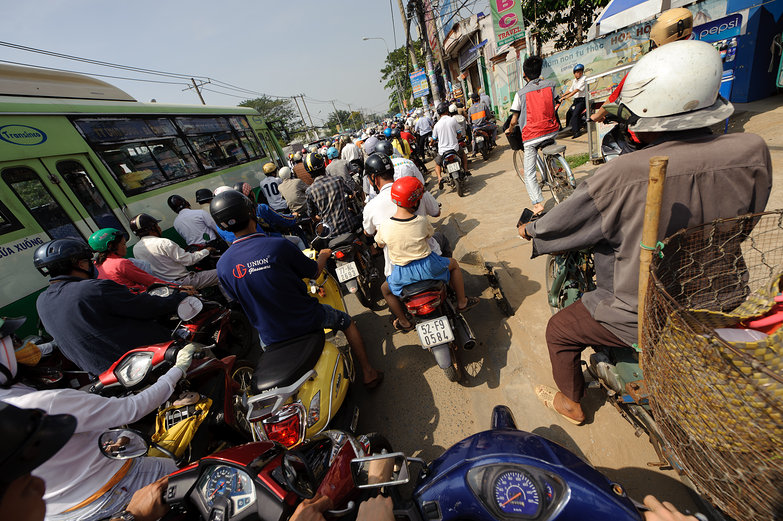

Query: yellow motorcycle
left=241, top=247, right=357, bottom=447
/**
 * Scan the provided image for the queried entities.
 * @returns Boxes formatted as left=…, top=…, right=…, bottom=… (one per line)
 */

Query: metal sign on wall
left=491, top=0, right=525, bottom=47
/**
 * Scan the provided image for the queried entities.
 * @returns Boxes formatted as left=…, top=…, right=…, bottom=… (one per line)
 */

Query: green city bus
left=0, top=64, right=284, bottom=335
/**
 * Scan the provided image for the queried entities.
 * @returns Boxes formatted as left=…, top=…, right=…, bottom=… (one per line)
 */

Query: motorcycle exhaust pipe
left=452, top=313, right=477, bottom=351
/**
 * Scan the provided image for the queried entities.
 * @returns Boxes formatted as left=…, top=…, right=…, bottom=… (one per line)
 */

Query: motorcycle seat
left=542, top=144, right=566, bottom=156
left=328, top=233, right=356, bottom=250
left=252, top=330, right=325, bottom=393
left=400, top=280, right=446, bottom=299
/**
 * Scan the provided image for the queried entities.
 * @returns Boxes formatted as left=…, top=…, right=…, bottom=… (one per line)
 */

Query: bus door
left=37, top=154, right=129, bottom=236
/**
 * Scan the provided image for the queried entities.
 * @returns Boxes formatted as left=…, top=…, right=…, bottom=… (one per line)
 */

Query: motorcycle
left=97, top=426, right=392, bottom=521
left=91, top=291, right=259, bottom=462
left=312, top=223, right=381, bottom=310
left=473, top=126, right=493, bottom=161
left=240, top=243, right=359, bottom=448
left=400, top=279, right=476, bottom=383
left=350, top=405, right=650, bottom=521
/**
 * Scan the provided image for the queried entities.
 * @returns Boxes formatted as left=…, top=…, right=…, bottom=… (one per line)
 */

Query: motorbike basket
left=641, top=211, right=783, bottom=521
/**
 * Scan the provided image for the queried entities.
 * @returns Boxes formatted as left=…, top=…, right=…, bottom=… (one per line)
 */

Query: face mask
left=0, top=336, right=18, bottom=386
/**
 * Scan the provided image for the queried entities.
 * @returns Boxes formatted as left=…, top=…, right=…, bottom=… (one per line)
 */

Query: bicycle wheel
left=547, top=155, right=574, bottom=203
left=544, top=255, right=561, bottom=315
left=513, top=150, right=546, bottom=187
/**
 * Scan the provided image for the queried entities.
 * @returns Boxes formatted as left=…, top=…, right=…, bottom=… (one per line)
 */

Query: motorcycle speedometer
left=114, top=352, right=154, bottom=387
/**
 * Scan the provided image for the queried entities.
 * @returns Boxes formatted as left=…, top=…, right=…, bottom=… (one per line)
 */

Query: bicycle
left=512, top=139, right=576, bottom=204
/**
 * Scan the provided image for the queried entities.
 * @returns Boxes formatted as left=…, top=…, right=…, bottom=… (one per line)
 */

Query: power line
left=0, top=59, right=189, bottom=86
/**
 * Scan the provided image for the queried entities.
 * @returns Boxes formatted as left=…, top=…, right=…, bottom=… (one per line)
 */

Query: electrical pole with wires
left=183, top=78, right=209, bottom=104
left=291, top=95, right=312, bottom=141
left=330, top=100, right=345, bottom=132
left=411, top=0, right=442, bottom=105
left=300, top=95, right=318, bottom=140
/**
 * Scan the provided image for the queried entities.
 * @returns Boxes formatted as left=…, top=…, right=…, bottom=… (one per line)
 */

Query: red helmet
left=390, top=177, right=424, bottom=209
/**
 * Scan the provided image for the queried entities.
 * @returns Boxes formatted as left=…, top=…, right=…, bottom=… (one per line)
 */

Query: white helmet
left=214, top=185, right=232, bottom=195
left=293, top=152, right=302, bottom=161
left=279, top=166, right=292, bottom=180
left=308, top=145, right=318, bottom=153
left=448, top=103, right=457, bottom=114
left=614, top=40, right=733, bottom=132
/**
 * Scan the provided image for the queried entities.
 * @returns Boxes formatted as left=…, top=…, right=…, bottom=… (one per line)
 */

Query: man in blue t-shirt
left=211, top=189, right=383, bottom=389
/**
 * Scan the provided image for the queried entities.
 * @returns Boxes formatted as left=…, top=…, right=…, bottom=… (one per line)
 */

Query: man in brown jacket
left=519, top=40, right=773, bottom=425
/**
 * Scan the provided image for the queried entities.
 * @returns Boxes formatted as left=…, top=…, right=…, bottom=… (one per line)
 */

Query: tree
left=238, top=95, right=305, bottom=142
left=324, top=109, right=355, bottom=135
left=380, top=41, right=427, bottom=114
left=523, top=0, right=611, bottom=51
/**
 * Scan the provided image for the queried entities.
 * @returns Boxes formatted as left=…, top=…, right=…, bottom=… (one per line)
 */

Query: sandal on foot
left=457, top=297, right=480, bottom=313
left=393, top=318, right=416, bottom=333
left=364, top=371, right=384, bottom=390
left=535, top=385, right=584, bottom=425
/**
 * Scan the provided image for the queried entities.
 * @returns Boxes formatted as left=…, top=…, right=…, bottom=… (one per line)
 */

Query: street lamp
left=362, top=36, right=405, bottom=114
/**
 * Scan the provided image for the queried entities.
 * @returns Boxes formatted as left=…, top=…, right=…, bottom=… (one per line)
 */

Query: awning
left=595, top=0, right=664, bottom=35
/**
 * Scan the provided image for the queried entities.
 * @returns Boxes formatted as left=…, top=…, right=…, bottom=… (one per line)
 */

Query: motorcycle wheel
left=457, top=177, right=465, bottom=197
left=481, top=147, right=489, bottom=161
left=544, top=255, right=561, bottom=315
left=444, top=364, right=460, bottom=382
left=231, top=363, right=256, bottom=439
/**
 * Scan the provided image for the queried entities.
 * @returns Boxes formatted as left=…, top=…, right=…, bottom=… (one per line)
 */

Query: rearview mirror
left=314, top=223, right=331, bottom=240
left=177, top=296, right=203, bottom=321
left=351, top=453, right=410, bottom=488
left=98, top=428, right=149, bottom=460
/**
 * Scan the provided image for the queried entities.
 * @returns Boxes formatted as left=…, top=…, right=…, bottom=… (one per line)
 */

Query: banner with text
left=410, top=69, right=430, bottom=99
left=491, top=0, right=525, bottom=48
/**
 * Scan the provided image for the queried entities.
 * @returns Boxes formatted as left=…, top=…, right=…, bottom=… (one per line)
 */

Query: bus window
left=0, top=199, right=22, bottom=236
left=229, top=116, right=265, bottom=159
left=2, top=167, right=82, bottom=240
left=55, top=160, right=124, bottom=231
left=177, top=117, right=247, bottom=168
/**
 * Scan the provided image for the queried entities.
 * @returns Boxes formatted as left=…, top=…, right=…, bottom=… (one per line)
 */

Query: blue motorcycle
left=352, top=405, right=644, bottom=521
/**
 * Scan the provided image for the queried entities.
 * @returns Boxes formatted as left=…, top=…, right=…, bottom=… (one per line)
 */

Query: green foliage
left=238, top=95, right=305, bottom=141
left=380, top=41, right=427, bottom=114
left=523, top=0, right=611, bottom=51
left=324, top=109, right=358, bottom=135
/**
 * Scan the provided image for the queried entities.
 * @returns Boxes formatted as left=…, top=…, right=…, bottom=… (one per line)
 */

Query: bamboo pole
left=638, top=156, right=669, bottom=351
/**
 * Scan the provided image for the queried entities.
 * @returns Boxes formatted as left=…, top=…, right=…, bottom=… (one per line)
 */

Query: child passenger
left=375, top=177, right=479, bottom=326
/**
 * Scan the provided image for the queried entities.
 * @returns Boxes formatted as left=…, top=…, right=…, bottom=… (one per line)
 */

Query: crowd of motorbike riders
left=0, top=10, right=773, bottom=520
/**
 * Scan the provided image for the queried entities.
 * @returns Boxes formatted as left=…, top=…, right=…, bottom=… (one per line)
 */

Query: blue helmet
left=383, top=128, right=392, bottom=138
left=573, top=63, right=585, bottom=73
left=326, top=146, right=339, bottom=160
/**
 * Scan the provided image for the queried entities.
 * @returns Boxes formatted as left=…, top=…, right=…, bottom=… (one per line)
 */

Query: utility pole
left=397, top=0, right=419, bottom=70
left=413, top=0, right=442, bottom=104
left=330, top=100, right=345, bottom=131
left=183, top=78, right=209, bottom=105
left=300, top=95, right=318, bottom=139
left=291, top=95, right=311, bottom=141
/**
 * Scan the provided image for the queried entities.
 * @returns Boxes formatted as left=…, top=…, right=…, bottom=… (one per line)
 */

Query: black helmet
left=195, top=188, right=214, bottom=204
left=33, top=238, right=93, bottom=277
left=304, top=152, right=326, bottom=174
left=364, top=153, right=394, bottom=180
left=470, top=92, right=480, bottom=102
left=375, top=140, right=394, bottom=157
left=129, top=213, right=161, bottom=237
left=167, top=194, right=189, bottom=213
left=368, top=128, right=377, bottom=135
left=0, top=402, right=76, bottom=487
left=210, top=190, right=255, bottom=232
left=391, top=128, right=401, bottom=140
left=436, top=102, right=450, bottom=115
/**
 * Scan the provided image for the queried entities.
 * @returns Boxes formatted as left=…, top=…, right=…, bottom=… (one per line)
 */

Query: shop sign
left=458, top=43, right=480, bottom=70
left=691, top=12, right=743, bottom=42
left=409, top=69, right=430, bottom=99
left=491, top=0, right=525, bottom=48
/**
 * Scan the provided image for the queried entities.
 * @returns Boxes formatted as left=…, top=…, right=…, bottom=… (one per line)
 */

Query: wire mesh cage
left=641, top=211, right=783, bottom=521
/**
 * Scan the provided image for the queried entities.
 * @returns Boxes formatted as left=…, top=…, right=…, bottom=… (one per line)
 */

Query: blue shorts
left=387, top=251, right=451, bottom=296
left=320, top=304, right=352, bottom=331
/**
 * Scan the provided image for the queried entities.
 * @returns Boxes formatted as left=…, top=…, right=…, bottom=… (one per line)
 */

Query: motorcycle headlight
left=114, top=352, right=153, bottom=387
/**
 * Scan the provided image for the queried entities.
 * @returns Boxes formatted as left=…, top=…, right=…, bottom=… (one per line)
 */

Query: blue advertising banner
left=409, top=69, right=430, bottom=98
left=691, top=12, right=743, bottom=42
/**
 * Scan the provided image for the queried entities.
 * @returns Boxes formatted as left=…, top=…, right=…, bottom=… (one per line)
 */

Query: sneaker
left=438, top=178, right=445, bottom=190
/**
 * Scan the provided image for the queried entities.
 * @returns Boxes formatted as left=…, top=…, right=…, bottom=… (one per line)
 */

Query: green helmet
left=88, top=228, right=125, bottom=252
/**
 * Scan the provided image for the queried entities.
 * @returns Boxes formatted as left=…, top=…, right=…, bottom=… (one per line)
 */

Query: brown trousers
left=545, top=300, right=629, bottom=402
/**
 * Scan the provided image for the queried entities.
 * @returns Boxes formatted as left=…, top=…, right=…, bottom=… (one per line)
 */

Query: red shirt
left=96, top=254, right=168, bottom=293
left=400, top=131, right=415, bottom=144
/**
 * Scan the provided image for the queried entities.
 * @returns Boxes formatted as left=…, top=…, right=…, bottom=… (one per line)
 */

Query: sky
left=0, top=0, right=482, bottom=126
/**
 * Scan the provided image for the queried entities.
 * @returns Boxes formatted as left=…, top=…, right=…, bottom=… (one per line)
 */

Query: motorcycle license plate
left=475, top=136, right=485, bottom=143
left=416, top=316, right=455, bottom=347
left=446, top=162, right=461, bottom=173
left=335, top=262, right=359, bottom=283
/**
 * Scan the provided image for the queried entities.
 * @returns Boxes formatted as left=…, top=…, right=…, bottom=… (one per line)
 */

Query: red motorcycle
left=98, top=427, right=392, bottom=521
left=91, top=292, right=259, bottom=462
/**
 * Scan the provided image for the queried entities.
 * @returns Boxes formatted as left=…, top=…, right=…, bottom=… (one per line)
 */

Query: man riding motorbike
left=467, top=92, right=498, bottom=151
left=0, top=315, right=199, bottom=521
left=304, top=152, right=362, bottom=236
left=168, top=194, right=226, bottom=252
left=210, top=190, right=383, bottom=388
left=33, top=238, right=188, bottom=376
left=432, top=102, right=469, bottom=190
left=518, top=40, right=772, bottom=425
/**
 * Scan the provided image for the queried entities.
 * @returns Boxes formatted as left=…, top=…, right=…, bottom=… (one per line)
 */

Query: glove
left=174, top=343, right=202, bottom=374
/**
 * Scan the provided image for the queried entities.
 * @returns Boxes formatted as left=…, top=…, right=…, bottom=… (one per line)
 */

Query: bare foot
left=533, top=203, right=545, bottom=215
left=553, top=392, right=586, bottom=424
